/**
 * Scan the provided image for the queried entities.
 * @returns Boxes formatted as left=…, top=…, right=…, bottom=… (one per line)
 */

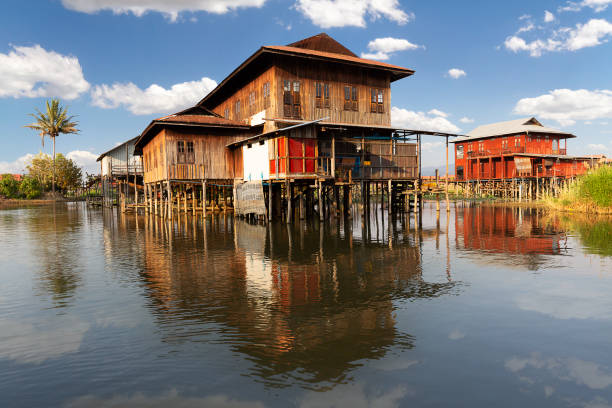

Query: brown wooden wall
left=142, top=127, right=253, bottom=183
left=208, top=58, right=392, bottom=132
left=273, top=58, right=391, bottom=128
left=212, top=66, right=277, bottom=133
left=142, top=129, right=168, bottom=184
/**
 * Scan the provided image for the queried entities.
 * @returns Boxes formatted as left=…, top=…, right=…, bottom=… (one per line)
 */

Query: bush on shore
left=0, top=174, right=42, bottom=200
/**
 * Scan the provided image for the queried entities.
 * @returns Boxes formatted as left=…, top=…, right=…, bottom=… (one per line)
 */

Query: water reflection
left=104, top=212, right=456, bottom=388
left=454, top=205, right=570, bottom=270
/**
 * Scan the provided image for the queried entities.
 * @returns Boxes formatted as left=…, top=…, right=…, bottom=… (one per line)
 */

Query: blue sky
left=1, top=0, right=611, bottom=173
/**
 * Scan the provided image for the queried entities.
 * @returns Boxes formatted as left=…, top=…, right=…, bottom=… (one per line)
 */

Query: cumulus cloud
left=0, top=153, right=35, bottom=174
left=66, top=150, right=100, bottom=174
left=514, top=88, right=612, bottom=126
left=0, top=44, right=90, bottom=99
left=391, top=107, right=461, bottom=133
left=428, top=109, right=448, bottom=118
left=544, top=10, right=555, bottom=23
left=504, top=18, right=612, bottom=57
left=447, top=68, right=466, bottom=79
left=459, top=117, right=474, bottom=124
left=61, top=0, right=266, bottom=21
left=360, top=37, right=422, bottom=60
left=294, top=0, right=414, bottom=29
left=559, top=0, right=612, bottom=13
left=91, top=77, right=217, bottom=115
left=0, top=151, right=100, bottom=175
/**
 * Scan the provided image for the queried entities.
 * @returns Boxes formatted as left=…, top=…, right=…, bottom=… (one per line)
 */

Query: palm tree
left=25, top=98, right=79, bottom=196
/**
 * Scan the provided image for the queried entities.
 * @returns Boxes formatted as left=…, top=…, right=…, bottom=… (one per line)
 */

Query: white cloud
left=588, top=143, right=609, bottom=150
left=459, top=117, right=474, bottom=124
left=0, top=44, right=90, bottom=100
left=504, top=18, right=612, bottom=57
left=360, top=37, right=422, bottom=60
left=518, top=22, right=535, bottom=33
left=559, top=0, right=612, bottom=13
left=428, top=109, right=448, bottom=118
left=514, top=88, right=612, bottom=126
left=0, top=153, right=35, bottom=174
left=66, top=150, right=100, bottom=174
left=61, top=0, right=266, bottom=22
left=392, top=107, right=461, bottom=133
left=294, top=0, right=414, bottom=29
left=1, top=150, right=100, bottom=175
left=544, top=10, right=555, bottom=23
left=447, top=68, right=466, bottom=79
left=91, top=77, right=217, bottom=115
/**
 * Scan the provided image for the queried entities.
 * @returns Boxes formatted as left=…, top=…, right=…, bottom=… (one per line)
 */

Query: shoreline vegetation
left=541, top=166, right=612, bottom=214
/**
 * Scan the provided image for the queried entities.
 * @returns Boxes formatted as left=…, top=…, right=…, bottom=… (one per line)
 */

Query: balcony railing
left=466, top=146, right=566, bottom=158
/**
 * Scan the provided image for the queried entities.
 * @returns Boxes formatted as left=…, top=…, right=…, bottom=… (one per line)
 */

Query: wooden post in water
left=388, top=180, right=392, bottom=215
left=446, top=136, right=450, bottom=212
left=299, top=186, right=306, bottom=220
left=268, top=182, right=273, bottom=222
left=286, top=180, right=292, bottom=224
left=167, top=180, right=172, bottom=219
left=318, top=180, right=324, bottom=221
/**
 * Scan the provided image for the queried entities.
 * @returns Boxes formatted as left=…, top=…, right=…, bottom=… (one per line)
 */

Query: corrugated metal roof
left=452, top=117, right=575, bottom=143
left=226, top=118, right=327, bottom=148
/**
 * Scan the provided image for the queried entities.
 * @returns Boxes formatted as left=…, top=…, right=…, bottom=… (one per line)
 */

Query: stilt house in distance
left=133, top=33, right=458, bottom=219
left=453, top=117, right=590, bottom=181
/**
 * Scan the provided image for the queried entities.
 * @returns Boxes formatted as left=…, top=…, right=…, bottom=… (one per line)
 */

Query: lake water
left=1, top=202, right=611, bottom=407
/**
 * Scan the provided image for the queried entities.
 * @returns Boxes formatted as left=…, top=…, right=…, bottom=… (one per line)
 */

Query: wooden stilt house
left=133, top=33, right=459, bottom=219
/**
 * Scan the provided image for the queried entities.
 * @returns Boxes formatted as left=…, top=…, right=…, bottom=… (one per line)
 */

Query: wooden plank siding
left=208, top=59, right=391, bottom=132
left=272, top=58, right=391, bottom=127
left=212, top=66, right=278, bottom=133
left=142, top=127, right=252, bottom=183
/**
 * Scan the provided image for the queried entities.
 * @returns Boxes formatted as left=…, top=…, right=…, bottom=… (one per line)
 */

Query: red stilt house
left=453, top=117, right=591, bottom=181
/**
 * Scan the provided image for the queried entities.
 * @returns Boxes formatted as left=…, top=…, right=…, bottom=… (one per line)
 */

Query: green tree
left=25, top=98, right=79, bottom=197
left=27, top=153, right=82, bottom=192
left=19, top=176, right=42, bottom=199
left=0, top=174, right=20, bottom=198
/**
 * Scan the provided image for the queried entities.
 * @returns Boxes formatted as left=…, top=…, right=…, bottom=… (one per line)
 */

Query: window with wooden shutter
left=344, top=86, right=351, bottom=110
left=292, top=81, right=301, bottom=118
left=323, top=83, right=330, bottom=108
left=377, top=89, right=384, bottom=113
left=224, top=107, right=229, bottom=119
left=177, top=140, right=186, bottom=163
left=186, top=141, right=194, bottom=163
left=235, top=100, right=241, bottom=119
left=351, top=86, right=358, bottom=111
left=283, top=80, right=292, bottom=117
left=370, top=88, right=377, bottom=112
left=315, top=82, right=322, bottom=108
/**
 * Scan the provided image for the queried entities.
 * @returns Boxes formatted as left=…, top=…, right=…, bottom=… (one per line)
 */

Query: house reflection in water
left=455, top=205, right=568, bottom=267
left=105, top=212, right=456, bottom=387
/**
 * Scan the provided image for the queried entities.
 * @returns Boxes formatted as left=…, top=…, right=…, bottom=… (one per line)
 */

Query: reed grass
left=542, top=166, right=612, bottom=214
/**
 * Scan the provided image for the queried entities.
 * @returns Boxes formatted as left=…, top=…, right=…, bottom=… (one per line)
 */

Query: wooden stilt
left=318, top=180, right=324, bottom=221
